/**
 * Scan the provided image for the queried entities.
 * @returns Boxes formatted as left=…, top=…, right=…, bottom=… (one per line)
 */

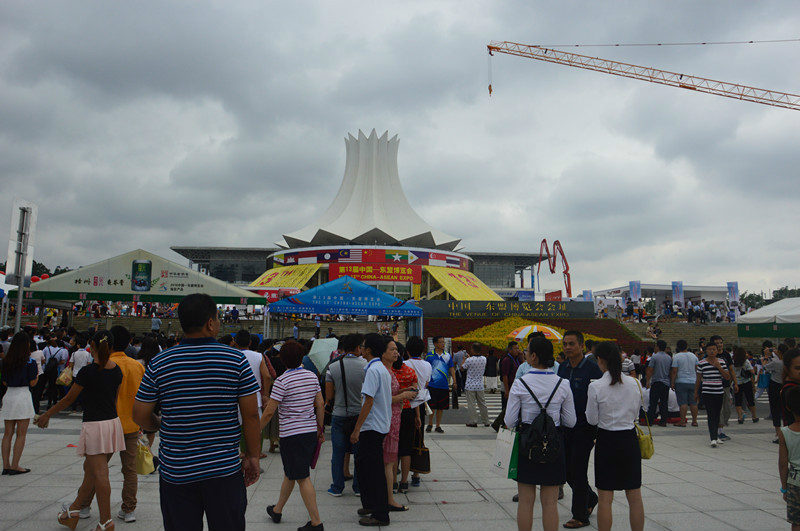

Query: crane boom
left=488, top=40, right=800, bottom=111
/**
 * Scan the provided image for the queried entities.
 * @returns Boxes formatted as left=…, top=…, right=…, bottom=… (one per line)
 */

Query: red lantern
left=31, top=276, right=40, bottom=282
left=41, top=273, right=50, bottom=280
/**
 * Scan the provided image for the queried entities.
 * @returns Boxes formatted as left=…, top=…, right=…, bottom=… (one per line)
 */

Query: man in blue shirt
left=557, top=330, right=603, bottom=529
left=425, top=336, right=455, bottom=434
left=646, top=340, right=672, bottom=427
left=134, top=294, right=261, bottom=531
left=351, top=334, right=415, bottom=526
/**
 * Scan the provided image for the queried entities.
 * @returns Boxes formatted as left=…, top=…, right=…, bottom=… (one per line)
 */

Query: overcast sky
left=2, top=1, right=799, bottom=295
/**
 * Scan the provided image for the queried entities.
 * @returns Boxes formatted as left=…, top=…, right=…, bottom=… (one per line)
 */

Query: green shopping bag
left=508, top=431, right=519, bottom=480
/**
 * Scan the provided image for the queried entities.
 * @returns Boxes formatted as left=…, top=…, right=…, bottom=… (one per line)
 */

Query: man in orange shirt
left=76, top=325, right=145, bottom=524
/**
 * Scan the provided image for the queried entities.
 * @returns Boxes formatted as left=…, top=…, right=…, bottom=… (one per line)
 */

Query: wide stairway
left=623, top=321, right=750, bottom=350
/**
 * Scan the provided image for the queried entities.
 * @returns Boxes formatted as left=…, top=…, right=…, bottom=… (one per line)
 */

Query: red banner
left=258, top=288, right=301, bottom=303
left=329, top=263, right=421, bottom=283
left=545, top=290, right=563, bottom=301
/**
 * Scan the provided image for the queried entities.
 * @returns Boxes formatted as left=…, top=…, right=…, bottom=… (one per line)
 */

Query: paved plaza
left=0, top=406, right=789, bottom=531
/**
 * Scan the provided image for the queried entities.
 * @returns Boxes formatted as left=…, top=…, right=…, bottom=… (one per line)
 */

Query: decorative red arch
left=537, top=239, right=572, bottom=298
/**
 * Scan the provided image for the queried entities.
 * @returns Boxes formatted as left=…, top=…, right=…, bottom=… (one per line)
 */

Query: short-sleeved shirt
left=404, top=358, right=431, bottom=408
left=242, top=349, right=265, bottom=407
left=74, top=363, right=123, bottom=422
left=326, top=354, right=367, bottom=417
left=500, top=354, right=521, bottom=390
left=270, top=368, right=321, bottom=438
left=135, top=337, right=259, bottom=484
left=360, top=358, right=391, bottom=434
left=109, top=352, right=145, bottom=433
left=426, top=351, right=453, bottom=390
left=71, top=349, right=93, bottom=377
left=697, top=358, right=729, bottom=395
left=463, top=355, right=487, bottom=391
left=1, top=359, right=37, bottom=387
left=557, top=356, right=604, bottom=428
left=484, top=355, right=498, bottom=377
left=735, top=360, right=754, bottom=385
left=29, top=351, right=45, bottom=376
left=648, top=352, right=672, bottom=385
left=671, top=351, right=699, bottom=384
left=393, top=362, right=418, bottom=409
left=43, top=346, right=69, bottom=368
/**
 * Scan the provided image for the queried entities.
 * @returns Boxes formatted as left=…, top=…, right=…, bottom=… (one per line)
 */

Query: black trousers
left=647, top=381, right=670, bottom=425
left=768, top=380, right=783, bottom=428
left=562, top=425, right=598, bottom=523
left=159, top=473, right=247, bottom=531
left=356, top=430, right=389, bottom=523
left=703, top=393, right=723, bottom=441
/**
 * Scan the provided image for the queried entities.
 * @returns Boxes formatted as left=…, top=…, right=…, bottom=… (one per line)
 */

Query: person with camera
left=461, top=342, right=489, bottom=427
left=325, top=333, right=366, bottom=497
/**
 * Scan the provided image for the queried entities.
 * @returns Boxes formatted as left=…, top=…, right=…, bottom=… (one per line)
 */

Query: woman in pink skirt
left=381, top=340, right=416, bottom=512
left=37, top=330, right=125, bottom=531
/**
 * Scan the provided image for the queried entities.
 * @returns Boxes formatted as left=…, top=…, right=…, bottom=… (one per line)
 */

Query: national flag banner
left=284, top=254, right=298, bottom=265
left=407, top=251, right=419, bottom=264
left=339, top=249, right=362, bottom=263
left=446, top=256, right=460, bottom=266
left=273, top=254, right=285, bottom=265
left=316, top=251, right=339, bottom=263
left=361, top=249, right=386, bottom=263
left=386, top=250, right=409, bottom=262
left=428, top=252, right=448, bottom=267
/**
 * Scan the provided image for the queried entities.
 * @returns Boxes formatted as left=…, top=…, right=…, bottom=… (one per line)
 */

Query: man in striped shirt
left=134, top=293, right=261, bottom=531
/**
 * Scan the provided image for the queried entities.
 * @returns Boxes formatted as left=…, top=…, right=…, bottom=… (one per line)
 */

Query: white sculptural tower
left=279, top=129, right=460, bottom=251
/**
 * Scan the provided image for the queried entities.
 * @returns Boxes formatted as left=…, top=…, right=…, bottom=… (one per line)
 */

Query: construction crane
left=537, top=239, right=571, bottom=298
left=487, top=40, right=800, bottom=111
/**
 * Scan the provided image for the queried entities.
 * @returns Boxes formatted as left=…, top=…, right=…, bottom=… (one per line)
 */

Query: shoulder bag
left=635, top=381, right=655, bottom=459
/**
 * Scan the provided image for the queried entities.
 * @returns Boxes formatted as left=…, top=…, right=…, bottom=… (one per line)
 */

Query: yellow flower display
left=453, top=317, right=614, bottom=355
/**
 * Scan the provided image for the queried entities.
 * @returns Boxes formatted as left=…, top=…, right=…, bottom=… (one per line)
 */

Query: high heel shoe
left=96, top=518, right=115, bottom=530
left=57, top=506, right=81, bottom=530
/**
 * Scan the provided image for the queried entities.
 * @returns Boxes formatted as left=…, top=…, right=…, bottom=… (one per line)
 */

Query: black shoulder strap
left=339, top=356, right=348, bottom=409
left=519, top=377, right=562, bottom=410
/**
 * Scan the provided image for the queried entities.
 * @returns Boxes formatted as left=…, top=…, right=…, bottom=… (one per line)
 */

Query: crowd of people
left=2, top=295, right=798, bottom=531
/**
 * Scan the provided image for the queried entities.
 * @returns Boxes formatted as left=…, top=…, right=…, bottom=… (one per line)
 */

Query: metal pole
left=14, top=207, right=31, bottom=333
left=263, top=306, right=268, bottom=337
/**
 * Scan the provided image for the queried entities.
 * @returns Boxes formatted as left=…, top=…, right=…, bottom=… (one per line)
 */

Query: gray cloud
left=1, top=0, right=799, bottom=294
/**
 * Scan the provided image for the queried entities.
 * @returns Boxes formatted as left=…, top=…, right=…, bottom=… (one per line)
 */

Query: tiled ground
left=0, top=412, right=788, bottom=530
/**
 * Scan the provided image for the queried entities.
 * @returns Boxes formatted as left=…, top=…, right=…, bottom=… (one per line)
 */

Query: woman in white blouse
left=505, top=337, right=576, bottom=531
left=586, top=342, right=645, bottom=531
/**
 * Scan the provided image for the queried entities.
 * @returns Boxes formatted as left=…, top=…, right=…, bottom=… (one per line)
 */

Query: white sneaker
left=710, top=440, right=717, bottom=448
left=117, top=510, right=136, bottom=523
left=716, top=438, right=724, bottom=445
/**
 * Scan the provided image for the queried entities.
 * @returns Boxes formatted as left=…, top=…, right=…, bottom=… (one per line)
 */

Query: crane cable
left=528, top=38, right=800, bottom=48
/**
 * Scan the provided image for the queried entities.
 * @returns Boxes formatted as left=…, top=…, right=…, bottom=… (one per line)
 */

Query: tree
left=771, top=286, right=800, bottom=302
left=740, top=291, right=765, bottom=310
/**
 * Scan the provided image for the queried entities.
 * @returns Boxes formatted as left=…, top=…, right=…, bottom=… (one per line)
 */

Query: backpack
left=44, top=346, right=62, bottom=374
left=517, top=378, right=563, bottom=464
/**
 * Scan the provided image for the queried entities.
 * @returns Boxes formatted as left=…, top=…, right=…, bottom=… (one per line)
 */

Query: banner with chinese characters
left=545, top=290, right=563, bottom=301
left=250, top=264, right=321, bottom=289
left=419, top=300, right=595, bottom=319
left=328, top=263, right=421, bottom=283
left=425, top=265, right=503, bottom=301
left=13, top=249, right=262, bottom=304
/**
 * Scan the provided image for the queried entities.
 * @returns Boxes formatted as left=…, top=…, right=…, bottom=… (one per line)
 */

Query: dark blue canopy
left=267, top=276, right=422, bottom=317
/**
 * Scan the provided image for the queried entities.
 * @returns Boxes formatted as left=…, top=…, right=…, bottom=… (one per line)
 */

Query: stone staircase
left=69, top=315, right=404, bottom=342
left=622, top=321, right=755, bottom=350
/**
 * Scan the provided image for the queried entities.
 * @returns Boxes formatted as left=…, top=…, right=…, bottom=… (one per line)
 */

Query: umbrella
left=507, top=325, right=563, bottom=342
left=306, top=338, right=339, bottom=374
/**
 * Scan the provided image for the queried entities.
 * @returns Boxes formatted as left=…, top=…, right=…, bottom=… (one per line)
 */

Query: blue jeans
left=330, top=415, right=359, bottom=494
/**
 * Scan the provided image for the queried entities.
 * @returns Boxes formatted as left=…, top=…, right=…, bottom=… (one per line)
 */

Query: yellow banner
left=249, top=264, right=321, bottom=288
left=425, top=266, right=503, bottom=301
